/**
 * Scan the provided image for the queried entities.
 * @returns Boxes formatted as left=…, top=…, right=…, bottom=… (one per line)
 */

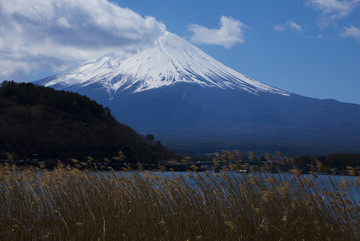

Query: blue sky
left=1, top=0, right=360, bottom=104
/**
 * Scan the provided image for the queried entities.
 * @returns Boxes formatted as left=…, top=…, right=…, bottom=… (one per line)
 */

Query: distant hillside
left=0, top=81, right=175, bottom=163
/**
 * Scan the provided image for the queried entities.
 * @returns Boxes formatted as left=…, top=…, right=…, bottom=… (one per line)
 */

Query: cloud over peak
left=188, top=16, right=247, bottom=48
left=0, top=0, right=166, bottom=80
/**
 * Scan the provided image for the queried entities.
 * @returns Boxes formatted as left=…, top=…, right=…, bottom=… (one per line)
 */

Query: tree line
left=0, top=81, right=176, bottom=164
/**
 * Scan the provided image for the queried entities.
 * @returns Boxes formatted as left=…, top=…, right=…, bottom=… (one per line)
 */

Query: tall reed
left=0, top=163, right=359, bottom=240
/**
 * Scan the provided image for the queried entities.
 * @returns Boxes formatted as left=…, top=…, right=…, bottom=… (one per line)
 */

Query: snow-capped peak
left=42, top=31, right=289, bottom=97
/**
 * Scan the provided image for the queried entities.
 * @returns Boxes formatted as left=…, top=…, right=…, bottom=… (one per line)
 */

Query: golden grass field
left=0, top=161, right=359, bottom=241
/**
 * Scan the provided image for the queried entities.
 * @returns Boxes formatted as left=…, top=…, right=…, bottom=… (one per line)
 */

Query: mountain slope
left=38, top=32, right=288, bottom=97
left=0, top=81, right=175, bottom=161
left=36, top=32, right=360, bottom=154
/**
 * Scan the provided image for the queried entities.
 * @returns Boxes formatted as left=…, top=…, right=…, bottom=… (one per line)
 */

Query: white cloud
left=306, top=0, right=360, bottom=24
left=273, top=21, right=302, bottom=32
left=188, top=16, right=247, bottom=48
left=0, top=0, right=166, bottom=81
left=340, top=25, right=360, bottom=41
left=57, top=17, right=71, bottom=28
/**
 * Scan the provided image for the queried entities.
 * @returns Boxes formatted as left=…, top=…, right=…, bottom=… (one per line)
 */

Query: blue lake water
left=110, top=171, right=360, bottom=203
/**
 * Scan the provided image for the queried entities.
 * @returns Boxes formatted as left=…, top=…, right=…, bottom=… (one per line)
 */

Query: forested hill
left=0, top=81, right=175, bottom=163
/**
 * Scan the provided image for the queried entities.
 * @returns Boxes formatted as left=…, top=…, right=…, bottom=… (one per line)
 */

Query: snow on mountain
left=42, top=32, right=289, bottom=97
left=35, top=31, right=360, bottom=155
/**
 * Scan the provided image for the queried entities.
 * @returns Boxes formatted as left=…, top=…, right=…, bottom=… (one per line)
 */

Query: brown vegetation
left=0, top=162, right=359, bottom=241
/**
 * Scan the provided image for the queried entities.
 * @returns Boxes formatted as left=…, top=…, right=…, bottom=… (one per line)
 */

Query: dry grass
left=0, top=163, right=359, bottom=241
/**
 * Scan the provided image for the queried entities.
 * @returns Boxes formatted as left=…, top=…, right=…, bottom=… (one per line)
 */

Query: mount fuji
left=36, top=32, right=360, bottom=154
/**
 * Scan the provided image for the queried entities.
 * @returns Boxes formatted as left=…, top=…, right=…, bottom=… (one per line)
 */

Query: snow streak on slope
left=43, top=32, right=289, bottom=97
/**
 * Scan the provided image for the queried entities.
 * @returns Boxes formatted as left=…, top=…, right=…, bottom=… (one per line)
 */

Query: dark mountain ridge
left=54, top=82, right=360, bottom=155
left=0, top=81, right=175, bottom=162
